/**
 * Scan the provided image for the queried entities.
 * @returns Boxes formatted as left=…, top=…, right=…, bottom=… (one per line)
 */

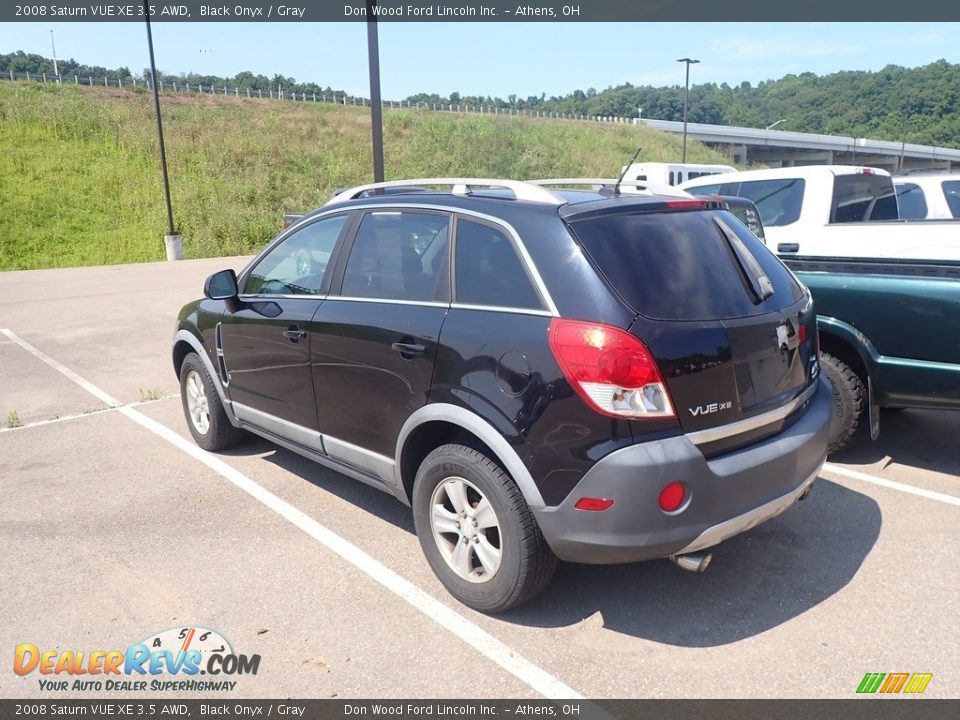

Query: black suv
left=173, top=178, right=831, bottom=612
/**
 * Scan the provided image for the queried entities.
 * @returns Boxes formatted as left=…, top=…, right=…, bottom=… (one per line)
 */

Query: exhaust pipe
left=798, top=481, right=816, bottom=501
left=670, top=551, right=713, bottom=573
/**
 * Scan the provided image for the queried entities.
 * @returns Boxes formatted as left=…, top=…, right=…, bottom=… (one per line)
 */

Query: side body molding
left=394, top=403, right=546, bottom=509
left=172, top=328, right=239, bottom=426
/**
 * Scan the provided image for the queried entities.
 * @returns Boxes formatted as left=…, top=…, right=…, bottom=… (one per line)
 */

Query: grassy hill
left=0, top=82, right=734, bottom=270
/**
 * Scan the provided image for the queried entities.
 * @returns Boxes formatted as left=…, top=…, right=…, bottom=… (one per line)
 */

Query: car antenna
left=611, top=147, right=642, bottom=196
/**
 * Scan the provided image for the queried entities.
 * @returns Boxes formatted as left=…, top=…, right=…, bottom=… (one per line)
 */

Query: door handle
left=283, top=326, right=307, bottom=342
left=777, top=243, right=800, bottom=253
left=392, top=342, right=426, bottom=356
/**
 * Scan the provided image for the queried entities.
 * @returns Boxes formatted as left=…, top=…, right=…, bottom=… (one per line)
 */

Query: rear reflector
left=798, top=324, right=808, bottom=343
left=575, top=497, right=615, bottom=512
left=548, top=318, right=675, bottom=419
left=658, top=482, right=687, bottom=512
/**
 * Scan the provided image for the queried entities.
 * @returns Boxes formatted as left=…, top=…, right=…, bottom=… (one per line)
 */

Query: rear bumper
left=532, top=377, right=832, bottom=564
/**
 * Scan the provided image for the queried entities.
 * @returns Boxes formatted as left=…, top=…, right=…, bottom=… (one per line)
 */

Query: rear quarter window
left=942, top=180, right=960, bottom=218
left=830, top=174, right=898, bottom=222
left=568, top=209, right=803, bottom=321
left=895, top=182, right=929, bottom=219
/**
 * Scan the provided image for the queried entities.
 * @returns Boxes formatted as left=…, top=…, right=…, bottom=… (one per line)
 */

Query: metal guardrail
left=0, top=69, right=641, bottom=124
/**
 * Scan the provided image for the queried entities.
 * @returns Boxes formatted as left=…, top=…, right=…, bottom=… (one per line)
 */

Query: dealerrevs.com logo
left=14, top=626, right=260, bottom=692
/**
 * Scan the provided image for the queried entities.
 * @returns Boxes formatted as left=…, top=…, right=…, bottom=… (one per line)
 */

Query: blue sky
left=1, top=22, right=957, bottom=99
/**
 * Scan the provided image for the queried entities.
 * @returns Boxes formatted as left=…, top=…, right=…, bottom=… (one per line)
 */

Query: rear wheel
left=412, top=444, right=557, bottom=613
left=820, top=352, right=864, bottom=454
left=179, top=352, right=244, bottom=451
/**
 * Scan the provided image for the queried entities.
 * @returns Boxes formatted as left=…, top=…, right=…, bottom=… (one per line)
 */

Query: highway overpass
left=637, top=119, right=960, bottom=172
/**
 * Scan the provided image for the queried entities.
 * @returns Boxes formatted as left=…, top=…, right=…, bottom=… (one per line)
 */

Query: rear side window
left=568, top=209, right=803, bottom=321
left=830, top=174, right=898, bottom=223
left=454, top=218, right=543, bottom=310
left=341, top=211, right=449, bottom=302
left=942, top=180, right=960, bottom=218
left=895, top=183, right=928, bottom=219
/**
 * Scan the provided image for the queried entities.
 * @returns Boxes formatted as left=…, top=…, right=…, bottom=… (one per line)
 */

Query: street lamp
left=766, top=119, right=787, bottom=130
left=638, top=106, right=643, bottom=121
left=676, top=57, right=699, bottom=163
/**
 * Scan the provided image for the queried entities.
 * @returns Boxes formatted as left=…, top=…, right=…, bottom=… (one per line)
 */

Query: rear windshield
left=830, top=174, right=898, bottom=222
left=942, top=180, right=960, bottom=218
left=568, top=210, right=803, bottom=321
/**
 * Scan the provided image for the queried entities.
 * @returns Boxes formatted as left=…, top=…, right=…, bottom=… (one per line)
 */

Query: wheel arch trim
left=816, top=315, right=881, bottom=376
left=395, top=403, right=545, bottom=509
left=172, top=329, right=237, bottom=424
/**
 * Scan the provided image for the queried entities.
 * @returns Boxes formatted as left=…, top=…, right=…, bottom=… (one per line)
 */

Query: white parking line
left=0, top=395, right=179, bottom=434
left=1, top=328, right=583, bottom=700
left=822, top=462, right=960, bottom=508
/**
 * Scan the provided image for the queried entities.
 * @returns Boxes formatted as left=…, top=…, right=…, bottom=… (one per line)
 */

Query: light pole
left=50, top=30, right=60, bottom=83
left=676, top=57, right=699, bottom=163
left=143, top=0, right=181, bottom=260
left=366, top=0, right=384, bottom=185
left=766, top=119, right=786, bottom=130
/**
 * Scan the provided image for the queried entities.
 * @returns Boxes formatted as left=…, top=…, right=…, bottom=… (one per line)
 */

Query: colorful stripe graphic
left=857, top=672, right=933, bottom=694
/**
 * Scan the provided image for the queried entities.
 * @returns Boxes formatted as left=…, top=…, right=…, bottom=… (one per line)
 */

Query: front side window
left=895, top=183, right=929, bottom=219
left=341, top=210, right=450, bottom=302
left=830, top=174, right=898, bottom=223
left=454, top=219, right=543, bottom=310
left=245, top=214, right=348, bottom=295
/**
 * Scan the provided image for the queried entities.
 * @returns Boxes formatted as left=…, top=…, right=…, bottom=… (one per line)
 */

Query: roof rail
left=529, top=178, right=692, bottom=198
left=324, top=178, right=565, bottom=206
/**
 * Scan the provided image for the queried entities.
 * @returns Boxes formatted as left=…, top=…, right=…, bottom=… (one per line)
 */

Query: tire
left=412, top=444, right=557, bottom=613
left=179, top=352, right=244, bottom=451
left=819, top=352, right=864, bottom=454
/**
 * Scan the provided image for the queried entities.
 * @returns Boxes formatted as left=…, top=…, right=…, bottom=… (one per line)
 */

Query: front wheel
left=179, top=352, right=244, bottom=451
left=412, top=444, right=557, bottom=613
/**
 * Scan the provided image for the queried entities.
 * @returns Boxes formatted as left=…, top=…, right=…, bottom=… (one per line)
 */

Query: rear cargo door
left=566, top=208, right=817, bottom=443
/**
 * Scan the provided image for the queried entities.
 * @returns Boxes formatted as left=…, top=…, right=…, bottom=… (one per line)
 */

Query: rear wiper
left=714, top=217, right=774, bottom=303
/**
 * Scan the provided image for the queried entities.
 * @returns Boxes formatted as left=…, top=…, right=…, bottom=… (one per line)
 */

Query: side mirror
left=204, top=269, right=239, bottom=300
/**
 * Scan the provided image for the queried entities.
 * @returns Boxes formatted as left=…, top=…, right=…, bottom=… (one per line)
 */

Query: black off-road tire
left=412, top=444, right=557, bottom=613
left=820, top=352, right=864, bottom=454
left=179, top=352, right=245, bottom=451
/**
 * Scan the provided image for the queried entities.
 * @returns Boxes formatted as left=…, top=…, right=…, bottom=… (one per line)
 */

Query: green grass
left=0, top=82, right=735, bottom=270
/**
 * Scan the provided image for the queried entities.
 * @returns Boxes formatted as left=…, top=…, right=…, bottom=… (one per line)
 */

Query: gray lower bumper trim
left=674, top=468, right=819, bottom=555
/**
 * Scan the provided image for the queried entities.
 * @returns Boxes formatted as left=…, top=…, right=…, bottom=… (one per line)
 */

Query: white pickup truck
left=680, top=165, right=960, bottom=260
left=893, top=173, right=960, bottom=220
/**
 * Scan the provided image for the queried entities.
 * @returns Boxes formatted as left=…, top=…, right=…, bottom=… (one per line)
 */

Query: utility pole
left=898, top=109, right=909, bottom=172
left=366, top=0, right=384, bottom=184
left=50, top=30, right=60, bottom=83
left=143, top=0, right=182, bottom=260
left=676, top=57, right=699, bottom=164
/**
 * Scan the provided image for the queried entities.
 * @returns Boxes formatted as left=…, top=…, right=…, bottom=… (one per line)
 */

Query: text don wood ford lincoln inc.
left=13, top=628, right=260, bottom=692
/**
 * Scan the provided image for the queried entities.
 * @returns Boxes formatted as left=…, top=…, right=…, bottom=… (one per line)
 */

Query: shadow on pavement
left=830, top=407, right=960, bottom=479
left=222, top=439, right=881, bottom=647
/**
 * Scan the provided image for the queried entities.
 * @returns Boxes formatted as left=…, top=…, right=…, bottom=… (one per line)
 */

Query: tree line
left=3, top=50, right=957, bottom=147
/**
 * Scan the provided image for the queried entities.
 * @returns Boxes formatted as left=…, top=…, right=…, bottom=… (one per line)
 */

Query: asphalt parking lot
left=1, top=257, right=958, bottom=699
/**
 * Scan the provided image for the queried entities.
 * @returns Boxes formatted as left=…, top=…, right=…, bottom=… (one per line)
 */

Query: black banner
left=0, top=700, right=959, bottom=720
left=3, top=0, right=960, bottom=22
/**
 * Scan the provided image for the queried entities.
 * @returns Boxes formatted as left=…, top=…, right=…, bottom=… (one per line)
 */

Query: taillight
left=798, top=324, right=807, bottom=343
left=548, top=318, right=675, bottom=419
